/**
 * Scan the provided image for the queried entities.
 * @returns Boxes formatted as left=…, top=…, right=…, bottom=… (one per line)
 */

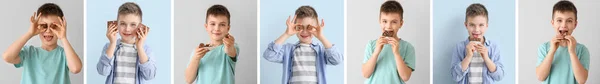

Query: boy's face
left=551, top=11, right=577, bottom=37
left=117, top=14, right=142, bottom=42
left=295, top=17, right=318, bottom=43
left=204, top=15, right=230, bottom=41
left=37, top=15, right=60, bottom=46
left=379, top=13, right=403, bottom=36
left=464, top=15, right=488, bottom=40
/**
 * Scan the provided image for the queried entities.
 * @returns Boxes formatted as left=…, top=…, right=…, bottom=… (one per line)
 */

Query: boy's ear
left=573, top=20, right=578, bottom=29
left=204, top=23, right=208, bottom=31
left=464, top=22, right=468, bottom=29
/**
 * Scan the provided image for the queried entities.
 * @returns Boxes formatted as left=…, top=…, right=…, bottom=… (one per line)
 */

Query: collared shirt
left=362, top=38, right=416, bottom=84
left=97, top=39, right=156, bottom=84
left=15, top=45, right=70, bottom=84
left=536, top=42, right=589, bottom=84
left=191, top=44, right=239, bottom=84
left=451, top=37, right=504, bottom=84
left=263, top=41, right=343, bottom=84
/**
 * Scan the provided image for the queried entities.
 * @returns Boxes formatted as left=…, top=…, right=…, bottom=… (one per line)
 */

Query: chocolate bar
left=382, top=31, right=394, bottom=37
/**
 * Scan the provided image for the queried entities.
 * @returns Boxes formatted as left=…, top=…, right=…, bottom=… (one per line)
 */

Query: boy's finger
left=320, top=19, right=325, bottom=27
left=292, top=15, right=297, bottom=23
left=36, top=13, right=43, bottom=21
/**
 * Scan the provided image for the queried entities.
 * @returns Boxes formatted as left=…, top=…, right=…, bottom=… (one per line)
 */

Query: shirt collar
left=295, top=41, right=318, bottom=47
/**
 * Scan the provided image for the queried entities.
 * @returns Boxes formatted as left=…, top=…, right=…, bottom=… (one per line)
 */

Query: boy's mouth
left=559, top=30, right=568, bottom=36
left=300, top=34, right=310, bottom=38
left=42, top=35, right=54, bottom=41
left=471, top=33, right=482, bottom=38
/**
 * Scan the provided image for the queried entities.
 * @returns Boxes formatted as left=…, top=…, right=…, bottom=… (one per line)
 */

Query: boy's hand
left=466, top=41, right=478, bottom=57
left=565, top=35, right=577, bottom=53
left=386, top=37, right=400, bottom=54
left=28, top=12, right=43, bottom=36
left=106, top=21, right=118, bottom=43
left=474, top=43, right=488, bottom=57
left=50, top=17, right=67, bottom=40
left=223, top=34, right=235, bottom=48
left=194, top=45, right=210, bottom=60
left=136, top=24, right=149, bottom=47
left=550, top=35, right=562, bottom=52
left=374, top=36, right=387, bottom=53
left=285, top=15, right=301, bottom=36
left=310, top=19, right=325, bottom=38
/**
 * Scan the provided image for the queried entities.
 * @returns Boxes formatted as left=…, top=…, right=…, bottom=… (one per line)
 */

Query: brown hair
left=295, top=6, right=318, bottom=23
left=552, top=0, right=577, bottom=19
left=118, top=2, right=143, bottom=20
left=206, top=4, right=231, bottom=25
left=380, top=1, right=403, bottom=19
left=465, top=3, right=488, bottom=22
left=37, top=3, right=64, bottom=17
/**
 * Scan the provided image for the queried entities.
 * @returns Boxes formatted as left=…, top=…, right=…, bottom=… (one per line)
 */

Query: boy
left=184, top=4, right=239, bottom=84
left=535, top=1, right=589, bottom=84
left=263, top=5, right=343, bottom=84
left=97, top=2, right=156, bottom=84
left=450, top=3, right=505, bottom=84
left=2, top=3, right=82, bottom=84
left=361, top=1, right=415, bottom=84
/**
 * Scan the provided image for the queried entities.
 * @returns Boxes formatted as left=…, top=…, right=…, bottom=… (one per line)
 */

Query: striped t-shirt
left=289, top=44, right=317, bottom=84
left=114, top=43, right=138, bottom=84
left=469, top=51, right=484, bottom=84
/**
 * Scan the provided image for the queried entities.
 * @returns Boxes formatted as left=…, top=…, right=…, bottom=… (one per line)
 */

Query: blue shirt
left=451, top=37, right=504, bottom=84
left=262, top=41, right=343, bottom=84
left=15, top=45, right=71, bottom=84
left=97, top=39, right=156, bottom=84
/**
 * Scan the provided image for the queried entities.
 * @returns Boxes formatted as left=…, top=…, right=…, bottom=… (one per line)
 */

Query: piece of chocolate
left=107, top=21, right=117, bottom=27
left=382, top=31, right=394, bottom=37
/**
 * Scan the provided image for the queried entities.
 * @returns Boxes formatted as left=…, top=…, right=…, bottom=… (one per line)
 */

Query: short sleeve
left=15, top=45, right=35, bottom=68
left=578, top=44, right=590, bottom=70
left=403, top=42, right=416, bottom=71
left=536, top=43, right=548, bottom=66
left=363, top=40, right=375, bottom=63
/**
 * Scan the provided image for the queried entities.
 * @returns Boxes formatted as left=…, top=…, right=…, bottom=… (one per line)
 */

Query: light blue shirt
left=263, top=41, right=343, bottom=84
left=362, top=39, right=416, bottom=84
left=450, top=37, right=504, bottom=84
left=14, top=45, right=71, bottom=84
left=97, top=39, right=156, bottom=84
left=190, top=44, right=239, bottom=84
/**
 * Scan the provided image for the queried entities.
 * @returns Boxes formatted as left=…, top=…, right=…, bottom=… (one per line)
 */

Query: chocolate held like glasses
left=295, top=25, right=316, bottom=31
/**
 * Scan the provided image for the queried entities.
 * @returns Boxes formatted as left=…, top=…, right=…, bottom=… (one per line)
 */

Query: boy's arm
left=97, top=43, right=115, bottom=76
left=569, top=46, right=589, bottom=84
left=391, top=39, right=413, bottom=82
left=362, top=40, right=378, bottom=78
left=262, top=42, right=287, bottom=63
left=2, top=33, right=35, bottom=64
left=536, top=44, right=554, bottom=81
left=186, top=48, right=209, bottom=84
left=61, top=38, right=82, bottom=74
left=138, top=46, right=156, bottom=80
left=323, top=43, right=342, bottom=65
left=451, top=44, right=468, bottom=82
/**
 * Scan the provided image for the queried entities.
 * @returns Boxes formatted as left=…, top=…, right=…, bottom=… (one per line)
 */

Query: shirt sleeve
left=451, top=43, right=468, bottom=82
left=262, top=41, right=288, bottom=63
left=536, top=43, right=548, bottom=66
left=324, top=44, right=343, bottom=65
left=228, top=44, right=240, bottom=63
left=363, top=40, right=374, bottom=63
left=487, top=44, right=504, bottom=81
left=403, top=42, right=416, bottom=71
left=14, top=45, right=35, bottom=68
left=97, top=43, right=115, bottom=76
left=578, top=44, right=590, bottom=70
left=138, top=45, right=157, bottom=80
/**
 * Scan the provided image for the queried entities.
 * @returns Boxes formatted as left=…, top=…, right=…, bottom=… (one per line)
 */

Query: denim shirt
left=450, top=37, right=504, bottom=84
left=263, top=41, right=343, bottom=84
left=97, top=39, right=157, bottom=84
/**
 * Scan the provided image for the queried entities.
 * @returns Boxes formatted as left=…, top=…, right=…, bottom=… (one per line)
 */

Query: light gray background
left=347, top=0, right=430, bottom=84
left=0, top=0, right=83, bottom=84
left=174, top=0, right=257, bottom=84
left=519, top=0, right=600, bottom=84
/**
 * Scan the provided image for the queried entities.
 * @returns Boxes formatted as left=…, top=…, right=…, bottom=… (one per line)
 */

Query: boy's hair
left=37, top=3, right=64, bottom=17
left=295, top=6, right=318, bottom=22
left=465, top=3, right=488, bottom=22
left=206, top=4, right=231, bottom=25
left=380, top=1, right=403, bottom=19
left=118, top=2, right=143, bottom=20
left=552, top=0, right=577, bottom=19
